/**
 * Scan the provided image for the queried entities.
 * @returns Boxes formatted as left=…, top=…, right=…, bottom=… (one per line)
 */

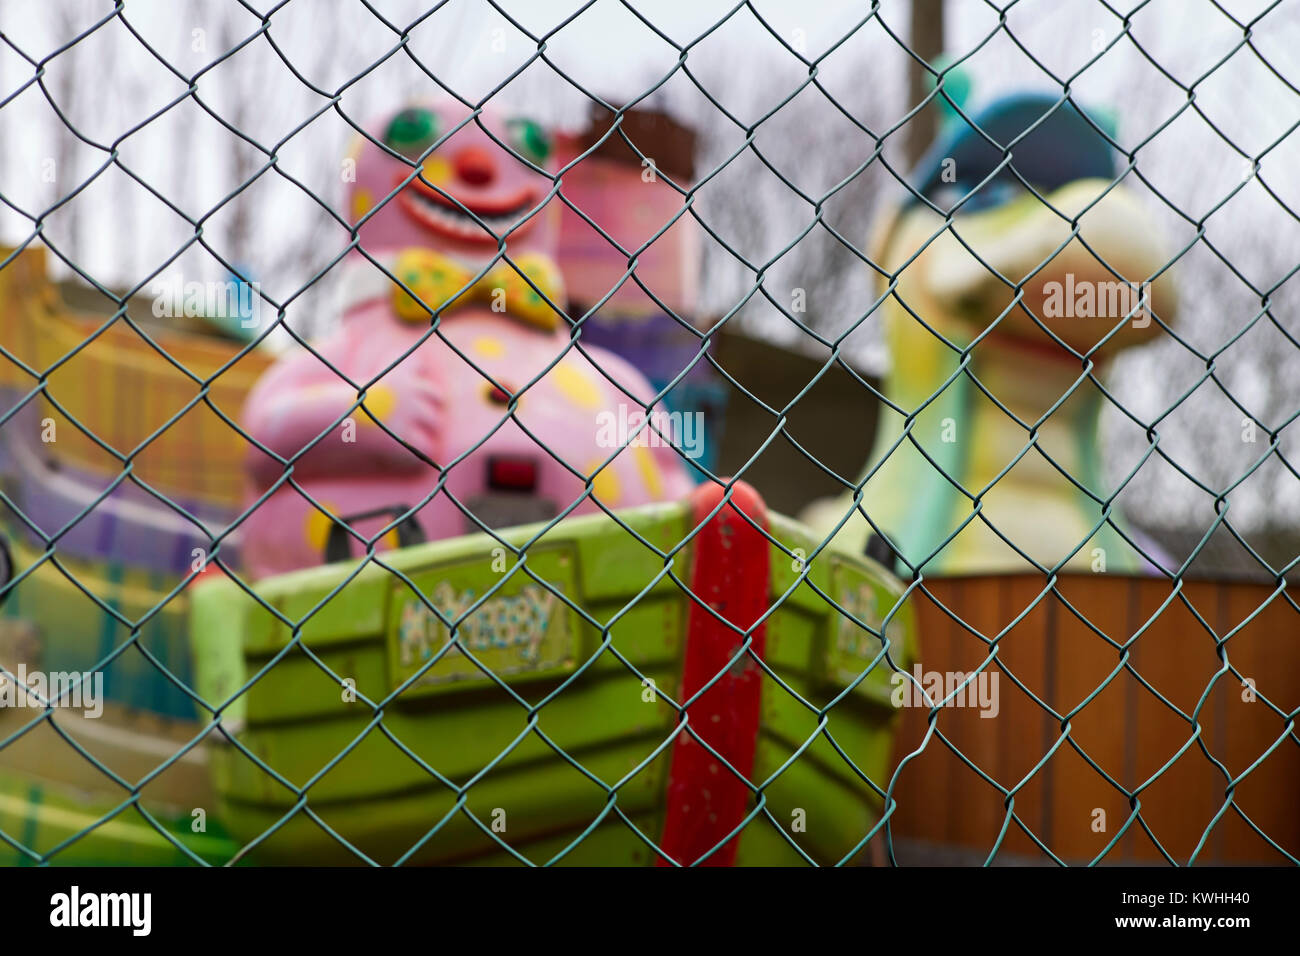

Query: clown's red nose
left=454, top=146, right=496, bottom=186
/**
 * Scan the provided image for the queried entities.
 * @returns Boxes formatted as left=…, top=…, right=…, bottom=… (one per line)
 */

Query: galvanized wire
left=0, top=0, right=1296, bottom=867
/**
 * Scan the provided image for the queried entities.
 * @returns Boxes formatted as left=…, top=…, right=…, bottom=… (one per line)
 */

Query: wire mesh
left=0, top=0, right=1296, bottom=867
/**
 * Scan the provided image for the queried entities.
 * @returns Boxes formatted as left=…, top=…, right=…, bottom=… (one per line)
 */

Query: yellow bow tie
left=391, top=249, right=566, bottom=331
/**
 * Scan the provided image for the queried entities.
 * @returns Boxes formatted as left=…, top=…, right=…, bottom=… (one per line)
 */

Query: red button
left=488, top=455, right=537, bottom=491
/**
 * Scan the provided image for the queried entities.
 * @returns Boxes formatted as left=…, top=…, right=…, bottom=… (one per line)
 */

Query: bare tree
left=50, top=3, right=83, bottom=266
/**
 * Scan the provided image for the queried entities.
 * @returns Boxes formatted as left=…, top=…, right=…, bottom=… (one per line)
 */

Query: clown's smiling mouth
left=398, top=174, right=539, bottom=244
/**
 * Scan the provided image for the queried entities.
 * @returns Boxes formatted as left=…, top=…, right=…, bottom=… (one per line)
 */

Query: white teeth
left=408, top=190, right=529, bottom=236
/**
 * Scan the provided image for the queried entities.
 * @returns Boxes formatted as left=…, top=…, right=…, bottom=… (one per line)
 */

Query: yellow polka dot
left=306, top=501, right=399, bottom=556
left=305, top=502, right=339, bottom=552
left=358, top=384, right=394, bottom=427
left=633, top=444, right=664, bottom=498
left=473, top=336, right=505, bottom=359
left=586, top=459, right=622, bottom=506
left=552, top=363, right=602, bottom=409
left=421, top=156, right=452, bottom=185
left=352, top=188, right=373, bottom=222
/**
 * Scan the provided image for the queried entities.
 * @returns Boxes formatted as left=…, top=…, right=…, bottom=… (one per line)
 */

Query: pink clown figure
left=239, top=102, right=694, bottom=578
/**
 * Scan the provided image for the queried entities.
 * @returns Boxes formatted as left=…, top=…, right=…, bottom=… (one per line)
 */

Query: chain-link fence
left=0, top=0, right=1297, bottom=866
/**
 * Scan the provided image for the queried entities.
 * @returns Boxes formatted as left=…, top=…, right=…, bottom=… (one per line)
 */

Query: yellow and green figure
left=804, top=95, right=1178, bottom=576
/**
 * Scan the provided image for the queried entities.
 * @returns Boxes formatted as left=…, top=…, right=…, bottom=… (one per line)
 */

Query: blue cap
left=908, top=92, right=1119, bottom=211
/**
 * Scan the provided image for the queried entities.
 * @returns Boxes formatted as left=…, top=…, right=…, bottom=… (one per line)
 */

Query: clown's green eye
left=384, top=108, right=440, bottom=160
left=507, top=117, right=551, bottom=166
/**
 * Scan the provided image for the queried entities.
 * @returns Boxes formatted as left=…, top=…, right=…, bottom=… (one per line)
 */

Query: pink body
left=240, top=101, right=692, bottom=578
